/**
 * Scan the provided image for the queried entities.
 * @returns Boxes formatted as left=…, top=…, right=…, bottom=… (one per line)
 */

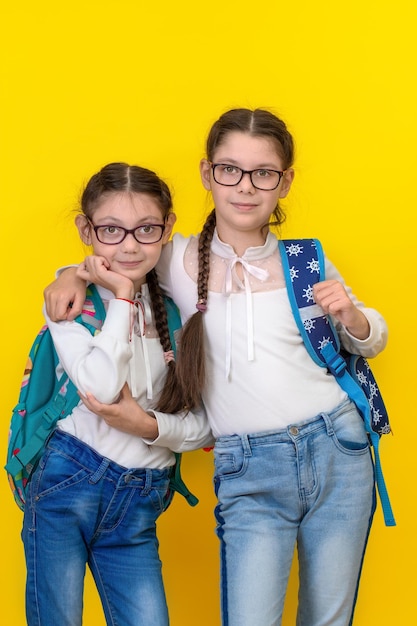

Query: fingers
left=44, top=267, right=86, bottom=321
left=78, top=391, right=106, bottom=413
left=313, top=280, right=351, bottom=314
left=313, top=280, right=369, bottom=337
left=79, top=255, right=134, bottom=298
left=84, top=255, right=111, bottom=279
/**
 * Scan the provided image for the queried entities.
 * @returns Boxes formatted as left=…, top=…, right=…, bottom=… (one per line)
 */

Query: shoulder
left=160, top=232, right=198, bottom=264
left=157, top=233, right=198, bottom=294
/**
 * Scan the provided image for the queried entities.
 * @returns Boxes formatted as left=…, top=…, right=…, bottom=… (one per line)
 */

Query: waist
left=50, top=428, right=173, bottom=476
left=215, top=399, right=357, bottom=447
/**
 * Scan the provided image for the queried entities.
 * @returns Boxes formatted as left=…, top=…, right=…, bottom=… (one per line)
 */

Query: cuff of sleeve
left=342, top=308, right=388, bottom=352
left=56, top=264, right=82, bottom=278
left=143, top=410, right=186, bottom=449
left=99, top=299, right=132, bottom=341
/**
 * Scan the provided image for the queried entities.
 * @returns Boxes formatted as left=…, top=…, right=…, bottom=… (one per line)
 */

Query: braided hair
left=146, top=268, right=185, bottom=413
left=174, top=210, right=216, bottom=410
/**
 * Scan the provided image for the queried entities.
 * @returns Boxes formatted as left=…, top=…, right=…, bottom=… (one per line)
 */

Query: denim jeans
left=22, top=430, right=170, bottom=626
left=214, top=401, right=376, bottom=626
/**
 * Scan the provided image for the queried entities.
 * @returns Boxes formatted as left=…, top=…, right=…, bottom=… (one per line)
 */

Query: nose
left=121, top=232, right=141, bottom=251
left=237, top=171, right=255, bottom=192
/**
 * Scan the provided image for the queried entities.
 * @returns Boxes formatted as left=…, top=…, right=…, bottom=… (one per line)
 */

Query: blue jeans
left=214, top=401, right=376, bottom=626
left=22, top=430, right=170, bottom=626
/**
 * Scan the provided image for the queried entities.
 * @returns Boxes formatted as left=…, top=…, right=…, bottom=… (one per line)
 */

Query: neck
left=215, top=226, right=269, bottom=257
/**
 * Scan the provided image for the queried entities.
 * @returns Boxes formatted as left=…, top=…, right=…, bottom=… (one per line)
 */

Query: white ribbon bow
left=211, top=232, right=273, bottom=379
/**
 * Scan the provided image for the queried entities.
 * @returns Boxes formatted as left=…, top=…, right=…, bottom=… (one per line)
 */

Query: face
left=200, top=131, right=294, bottom=251
left=76, top=191, right=175, bottom=291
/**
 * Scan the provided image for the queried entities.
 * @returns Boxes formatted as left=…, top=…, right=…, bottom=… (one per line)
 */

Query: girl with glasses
left=22, top=162, right=213, bottom=626
left=44, top=110, right=387, bottom=626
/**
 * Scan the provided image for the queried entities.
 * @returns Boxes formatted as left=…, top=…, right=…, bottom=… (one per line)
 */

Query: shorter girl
left=22, top=163, right=213, bottom=626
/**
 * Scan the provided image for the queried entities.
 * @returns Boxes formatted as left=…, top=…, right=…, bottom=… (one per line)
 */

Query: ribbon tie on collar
left=211, top=231, right=273, bottom=379
left=130, top=284, right=154, bottom=400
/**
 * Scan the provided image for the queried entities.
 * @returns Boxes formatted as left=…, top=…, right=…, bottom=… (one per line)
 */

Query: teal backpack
left=5, top=284, right=197, bottom=511
left=279, top=238, right=395, bottom=526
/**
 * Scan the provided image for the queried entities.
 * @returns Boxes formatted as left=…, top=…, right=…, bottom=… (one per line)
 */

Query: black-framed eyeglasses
left=88, top=220, right=166, bottom=245
left=210, top=162, right=285, bottom=191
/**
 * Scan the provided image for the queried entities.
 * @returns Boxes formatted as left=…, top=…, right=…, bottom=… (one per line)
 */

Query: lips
left=231, top=202, right=257, bottom=211
left=117, top=261, right=142, bottom=268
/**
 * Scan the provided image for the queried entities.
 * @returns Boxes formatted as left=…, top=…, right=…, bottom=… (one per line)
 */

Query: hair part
left=80, top=162, right=173, bottom=220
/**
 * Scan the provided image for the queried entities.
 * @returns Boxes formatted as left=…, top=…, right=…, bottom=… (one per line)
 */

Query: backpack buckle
left=320, top=343, right=346, bottom=377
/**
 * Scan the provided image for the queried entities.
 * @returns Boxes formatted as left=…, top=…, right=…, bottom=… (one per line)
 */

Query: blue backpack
left=279, top=238, right=395, bottom=527
left=5, top=284, right=197, bottom=511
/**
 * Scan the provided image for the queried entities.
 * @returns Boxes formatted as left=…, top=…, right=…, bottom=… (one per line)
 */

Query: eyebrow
left=215, top=158, right=281, bottom=169
left=93, top=215, right=164, bottom=224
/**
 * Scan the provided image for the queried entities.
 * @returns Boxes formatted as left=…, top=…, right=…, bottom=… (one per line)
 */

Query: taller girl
left=45, top=109, right=388, bottom=626
left=157, top=108, right=387, bottom=626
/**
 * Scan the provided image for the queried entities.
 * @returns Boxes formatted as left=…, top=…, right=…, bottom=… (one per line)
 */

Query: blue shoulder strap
left=278, top=238, right=395, bottom=527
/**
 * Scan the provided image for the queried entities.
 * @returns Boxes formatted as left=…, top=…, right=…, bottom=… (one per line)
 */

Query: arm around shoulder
left=44, top=265, right=87, bottom=321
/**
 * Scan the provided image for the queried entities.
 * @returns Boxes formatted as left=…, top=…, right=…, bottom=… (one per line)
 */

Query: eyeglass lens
left=94, top=224, right=165, bottom=244
left=212, top=164, right=282, bottom=190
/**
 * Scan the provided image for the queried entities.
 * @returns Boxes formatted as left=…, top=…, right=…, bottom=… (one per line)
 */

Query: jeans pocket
left=330, top=407, right=370, bottom=455
left=33, top=448, right=90, bottom=500
left=149, top=481, right=171, bottom=514
left=214, top=445, right=248, bottom=480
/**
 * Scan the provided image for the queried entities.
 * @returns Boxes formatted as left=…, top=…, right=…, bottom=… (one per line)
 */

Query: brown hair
left=174, top=109, right=295, bottom=410
left=81, top=162, right=184, bottom=413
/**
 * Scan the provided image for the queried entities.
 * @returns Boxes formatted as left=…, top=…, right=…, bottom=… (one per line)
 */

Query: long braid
left=146, top=268, right=185, bottom=414
left=196, top=210, right=216, bottom=310
left=175, top=210, right=216, bottom=409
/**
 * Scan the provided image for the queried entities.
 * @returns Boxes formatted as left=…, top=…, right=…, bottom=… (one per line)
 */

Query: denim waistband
left=215, top=399, right=356, bottom=448
left=48, top=429, right=169, bottom=484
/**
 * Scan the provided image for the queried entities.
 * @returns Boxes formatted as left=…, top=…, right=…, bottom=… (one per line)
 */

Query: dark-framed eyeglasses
left=88, top=220, right=166, bottom=245
left=210, top=162, right=285, bottom=191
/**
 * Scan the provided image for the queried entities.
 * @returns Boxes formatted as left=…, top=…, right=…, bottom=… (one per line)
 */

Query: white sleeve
left=44, top=298, right=133, bottom=403
left=55, top=264, right=80, bottom=277
left=144, top=405, right=214, bottom=452
left=325, top=257, right=388, bottom=358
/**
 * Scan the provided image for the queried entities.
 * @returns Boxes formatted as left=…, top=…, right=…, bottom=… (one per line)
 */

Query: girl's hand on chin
left=77, top=255, right=134, bottom=299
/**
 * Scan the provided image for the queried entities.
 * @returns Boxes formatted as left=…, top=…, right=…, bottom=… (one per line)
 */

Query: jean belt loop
left=321, top=412, right=334, bottom=437
left=141, top=468, right=152, bottom=495
left=89, top=457, right=110, bottom=484
left=241, top=434, right=252, bottom=457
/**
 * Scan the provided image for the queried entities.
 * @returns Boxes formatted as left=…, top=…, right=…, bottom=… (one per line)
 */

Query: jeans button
left=289, top=426, right=299, bottom=436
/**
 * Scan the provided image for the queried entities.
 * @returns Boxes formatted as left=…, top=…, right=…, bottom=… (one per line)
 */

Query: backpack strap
left=5, top=289, right=104, bottom=481
left=75, top=284, right=107, bottom=333
left=163, top=295, right=181, bottom=358
left=278, top=238, right=395, bottom=526
left=5, top=376, right=80, bottom=479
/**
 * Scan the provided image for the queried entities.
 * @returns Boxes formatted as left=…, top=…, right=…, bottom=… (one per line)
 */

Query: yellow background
left=1, top=1, right=416, bottom=624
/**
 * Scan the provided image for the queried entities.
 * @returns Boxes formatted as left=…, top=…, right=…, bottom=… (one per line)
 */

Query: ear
left=279, top=168, right=295, bottom=199
left=162, top=212, right=176, bottom=242
left=200, top=159, right=212, bottom=191
left=75, top=215, right=93, bottom=246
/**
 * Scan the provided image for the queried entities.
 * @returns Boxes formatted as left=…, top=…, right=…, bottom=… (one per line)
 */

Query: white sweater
left=44, top=284, right=213, bottom=469
left=157, top=231, right=388, bottom=438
